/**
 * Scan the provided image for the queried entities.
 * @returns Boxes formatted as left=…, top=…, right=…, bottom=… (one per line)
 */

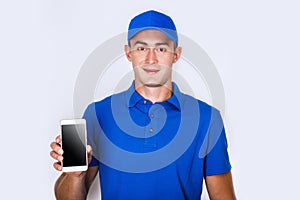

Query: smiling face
left=125, top=30, right=181, bottom=89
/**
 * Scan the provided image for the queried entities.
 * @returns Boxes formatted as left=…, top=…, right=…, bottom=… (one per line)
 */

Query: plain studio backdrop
left=0, top=0, right=299, bottom=199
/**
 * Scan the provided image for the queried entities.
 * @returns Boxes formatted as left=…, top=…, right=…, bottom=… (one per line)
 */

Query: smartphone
left=60, top=119, right=88, bottom=172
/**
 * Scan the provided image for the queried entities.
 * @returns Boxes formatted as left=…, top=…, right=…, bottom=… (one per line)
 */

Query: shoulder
left=84, top=90, right=129, bottom=115
left=179, top=92, right=219, bottom=115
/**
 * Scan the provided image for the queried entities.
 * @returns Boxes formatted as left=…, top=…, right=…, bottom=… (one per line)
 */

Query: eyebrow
left=132, top=41, right=170, bottom=47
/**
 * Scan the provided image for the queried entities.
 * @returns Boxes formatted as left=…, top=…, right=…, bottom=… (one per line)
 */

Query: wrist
left=65, top=171, right=86, bottom=179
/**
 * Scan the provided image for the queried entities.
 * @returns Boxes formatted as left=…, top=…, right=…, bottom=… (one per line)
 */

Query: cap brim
left=128, top=27, right=178, bottom=46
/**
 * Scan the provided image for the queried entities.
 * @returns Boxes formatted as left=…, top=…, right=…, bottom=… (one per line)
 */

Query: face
left=125, top=30, right=181, bottom=88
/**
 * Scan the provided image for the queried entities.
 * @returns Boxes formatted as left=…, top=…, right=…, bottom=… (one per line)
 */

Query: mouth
left=143, top=68, right=160, bottom=74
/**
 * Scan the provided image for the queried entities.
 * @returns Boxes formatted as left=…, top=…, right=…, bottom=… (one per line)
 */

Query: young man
left=50, top=10, right=236, bottom=199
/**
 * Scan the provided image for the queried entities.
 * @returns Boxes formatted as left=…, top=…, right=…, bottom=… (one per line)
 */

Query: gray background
left=0, top=0, right=299, bottom=199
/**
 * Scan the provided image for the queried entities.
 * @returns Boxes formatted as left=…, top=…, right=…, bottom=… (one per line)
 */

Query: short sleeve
left=203, top=110, right=232, bottom=176
left=82, top=103, right=100, bottom=167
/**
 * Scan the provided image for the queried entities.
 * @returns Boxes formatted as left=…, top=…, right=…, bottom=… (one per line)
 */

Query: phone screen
left=61, top=124, right=87, bottom=167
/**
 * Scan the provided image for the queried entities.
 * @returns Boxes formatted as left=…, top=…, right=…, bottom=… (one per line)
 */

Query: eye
left=157, top=47, right=167, bottom=53
left=137, top=47, right=146, bottom=51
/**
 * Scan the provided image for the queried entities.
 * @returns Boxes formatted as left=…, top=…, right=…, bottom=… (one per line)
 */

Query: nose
left=145, top=48, right=158, bottom=64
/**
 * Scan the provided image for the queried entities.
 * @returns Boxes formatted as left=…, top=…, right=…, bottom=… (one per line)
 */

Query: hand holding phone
left=60, top=119, right=88, bottom=172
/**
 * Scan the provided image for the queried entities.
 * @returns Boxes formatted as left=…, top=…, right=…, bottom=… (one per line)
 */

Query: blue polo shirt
left=83, top=82, right=231, bottom=200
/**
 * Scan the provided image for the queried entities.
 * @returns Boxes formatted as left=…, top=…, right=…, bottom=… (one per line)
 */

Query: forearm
left=205, top=171, right=236, bottom=200
left=54, top=173, right=88, bottom=200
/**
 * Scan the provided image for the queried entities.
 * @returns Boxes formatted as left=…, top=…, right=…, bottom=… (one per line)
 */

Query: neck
left=135, top=82, right=173, bottom=103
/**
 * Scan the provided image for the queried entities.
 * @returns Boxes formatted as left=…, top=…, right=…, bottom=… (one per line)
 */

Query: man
left=50, top=10, right=236, bottom=200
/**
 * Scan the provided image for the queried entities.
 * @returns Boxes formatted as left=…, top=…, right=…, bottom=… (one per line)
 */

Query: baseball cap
left=127, top=10, right=178, bottom=46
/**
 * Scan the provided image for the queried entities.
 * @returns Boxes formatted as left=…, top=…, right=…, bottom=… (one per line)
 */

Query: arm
left=205, top=171, right=236, bottom=200
left=54, top=166, right=99, bottom=200
left=50, top=135, right=99, bottom=200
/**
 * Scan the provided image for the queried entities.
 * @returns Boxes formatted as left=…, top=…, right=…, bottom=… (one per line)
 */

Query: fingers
left=50, top=150, right=63, bottom=162
left=53, top=161, right=62, bottom=171
left=50, top=135, right=64, bottom=171
left=55, top=135, right=61, bottom=143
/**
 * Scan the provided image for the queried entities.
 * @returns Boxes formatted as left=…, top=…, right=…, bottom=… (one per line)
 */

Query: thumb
left=87, top=145, right=93, bottom=164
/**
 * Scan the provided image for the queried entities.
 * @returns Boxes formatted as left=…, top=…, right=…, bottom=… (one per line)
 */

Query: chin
left=143, top=83, right=163, bottom=87
left=140, top=78, right=168, bottom=88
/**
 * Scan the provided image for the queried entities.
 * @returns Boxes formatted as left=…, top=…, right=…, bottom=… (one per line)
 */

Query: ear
left=124, top=45, right=132, bottom=62
left=173, top=46, right=182, bottom=63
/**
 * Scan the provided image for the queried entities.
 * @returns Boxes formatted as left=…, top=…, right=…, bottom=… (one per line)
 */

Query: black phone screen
left=61, top=124, right=86, bottom=167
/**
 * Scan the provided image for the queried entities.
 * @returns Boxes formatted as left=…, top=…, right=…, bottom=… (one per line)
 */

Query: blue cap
left=128, top=10, right=178, bottom=46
